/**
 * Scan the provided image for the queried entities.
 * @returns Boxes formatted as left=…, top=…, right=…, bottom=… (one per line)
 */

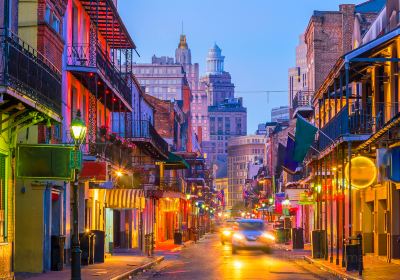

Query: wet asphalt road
left=134, top=234, right=339, bottom=280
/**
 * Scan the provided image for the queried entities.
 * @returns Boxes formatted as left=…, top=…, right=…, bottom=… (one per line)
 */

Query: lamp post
left=70, top=110, right=87, bottom=280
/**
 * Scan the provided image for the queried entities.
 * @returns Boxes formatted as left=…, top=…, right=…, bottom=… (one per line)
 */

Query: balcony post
left=324, top=156, right=328, bottom=260
left=348, top=141, right=352, bottom=238
left=159, top=161, right=165, bottom=189
left=345, top=62, right=350, bottom=134
left=104, top=85, right=107, bottom=125
left=341, top=144, right=346, bottom=267
left=335, top=146, right=340, bottom=265
left=334, top=78, right=337, bottom=115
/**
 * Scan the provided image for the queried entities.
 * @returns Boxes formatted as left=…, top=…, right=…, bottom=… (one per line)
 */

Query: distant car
left=220, top=219, right=237, bottom=245
left=231, top=219, right=275, bottom=254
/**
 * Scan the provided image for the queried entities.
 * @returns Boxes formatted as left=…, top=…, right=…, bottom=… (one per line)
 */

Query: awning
left=164, top=152, right=190, bottom=170
left=106, top=189, right=145, bottom=209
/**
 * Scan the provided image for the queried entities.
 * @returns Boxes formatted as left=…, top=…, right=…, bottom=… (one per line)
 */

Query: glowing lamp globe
left=345, top=156, right=376, bottom=189
left=70, top=110, right=87, bottom=144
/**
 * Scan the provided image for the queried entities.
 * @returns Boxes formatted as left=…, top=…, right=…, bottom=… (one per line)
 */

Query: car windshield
left=239, top=222, right=264, bottom=231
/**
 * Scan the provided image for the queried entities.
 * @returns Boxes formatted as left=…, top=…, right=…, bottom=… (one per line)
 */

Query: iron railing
left=127, top=120, right=169, bottom=157
left=89, top=140, right=132, bottom=169
left=0, top=29, right=62, bottom=114
left=292, top=91, right=313, bottom=111
left=318, top=103, right=399, bottom=151
left=66, top=43, right=132, bottom=107
left=160, top=177, right=185, bottom=193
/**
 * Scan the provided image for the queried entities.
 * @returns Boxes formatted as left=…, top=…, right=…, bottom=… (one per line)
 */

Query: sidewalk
left=274, top=243, right=400, bottom=280
left=155, top=239, right=195, bottom=253
left=15, top=253, right=164, bottom=280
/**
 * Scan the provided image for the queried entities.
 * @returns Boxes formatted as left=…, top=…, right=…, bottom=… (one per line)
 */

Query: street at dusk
left=3, top=0, right=400, bottom=279
left=136, top=234, right=337, bottom=280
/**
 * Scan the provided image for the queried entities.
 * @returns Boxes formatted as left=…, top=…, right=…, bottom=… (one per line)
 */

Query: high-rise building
left=132, top=61, right=187, bottom=101
left=227, top=135, right=266, bottom=209
left=271, top=106, right=290, bottom=122
left=174, top=34, right=209, bottom=142
left=255, top=123, right=267, bottom=135
left=201, top=44, right=246, bottom=173
left=206, top=98, right=247, bottom=177
left=202, top=44, right=234, bottom=106
left=288, top=34, right=309, bottom=113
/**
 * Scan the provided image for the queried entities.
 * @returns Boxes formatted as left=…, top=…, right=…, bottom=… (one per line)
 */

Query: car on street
left=220, top=219, right=237, bottom=244
left=231, top=219, right=275, bottom=254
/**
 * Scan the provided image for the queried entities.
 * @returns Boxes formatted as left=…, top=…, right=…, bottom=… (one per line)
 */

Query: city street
left=136, top=234, right=338, bottom=280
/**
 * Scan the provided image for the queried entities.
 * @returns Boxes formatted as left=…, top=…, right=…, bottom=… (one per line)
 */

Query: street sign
left=69, top=150, right=82, bottom=170
left=17, top=144, right=74, bottom=180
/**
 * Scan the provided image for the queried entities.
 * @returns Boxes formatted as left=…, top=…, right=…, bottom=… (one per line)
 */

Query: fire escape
left=65, top=0, right=136, bottom=173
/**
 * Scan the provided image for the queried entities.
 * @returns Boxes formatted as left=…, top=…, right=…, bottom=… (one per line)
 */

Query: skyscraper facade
left=201, top=44, right=247, bottom=176
left=174, top=35, right=209, bottom=142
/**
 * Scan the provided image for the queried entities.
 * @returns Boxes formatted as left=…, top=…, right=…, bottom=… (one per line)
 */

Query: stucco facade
left=227, top=135, right=266, bottom=209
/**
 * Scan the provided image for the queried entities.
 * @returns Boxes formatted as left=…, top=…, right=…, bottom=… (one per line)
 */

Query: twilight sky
left=118, top=0, right=364, bottom=133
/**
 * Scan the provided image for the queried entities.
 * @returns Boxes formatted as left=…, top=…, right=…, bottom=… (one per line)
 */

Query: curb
left=110, top=256, right=165, bottom=280
left=170, top=240, right=195, bottom=252
left=303, top=256, right=362, bottom=280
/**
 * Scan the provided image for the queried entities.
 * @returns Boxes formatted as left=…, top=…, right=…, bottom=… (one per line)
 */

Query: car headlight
left=223, top=230, right=232, bottom=236
left=233, top=233, right=245, bottom=240
left=262, top=232, right=275, bottom=241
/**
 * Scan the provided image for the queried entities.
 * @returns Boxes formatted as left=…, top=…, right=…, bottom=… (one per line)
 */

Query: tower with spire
left=175, top=34, right=192, bottom=65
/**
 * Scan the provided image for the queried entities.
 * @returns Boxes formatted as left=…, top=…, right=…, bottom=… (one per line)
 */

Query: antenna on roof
left=181, top=21, right=184, bottom=35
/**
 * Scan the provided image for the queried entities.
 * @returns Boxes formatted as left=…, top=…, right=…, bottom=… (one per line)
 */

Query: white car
left=231, top=219, right=275, bottom=254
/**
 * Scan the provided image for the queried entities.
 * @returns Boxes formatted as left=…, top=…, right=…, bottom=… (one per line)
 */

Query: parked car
left=231, top=219, right=275, bottom=254
left=220, top=219, right=238, bottom=245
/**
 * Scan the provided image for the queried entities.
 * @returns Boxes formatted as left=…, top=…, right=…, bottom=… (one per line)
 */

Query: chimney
left=340, top=4, right=355, bottom=54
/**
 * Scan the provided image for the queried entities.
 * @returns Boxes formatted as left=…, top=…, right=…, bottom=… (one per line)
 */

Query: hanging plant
left=109, top=133, right=116, bottom=143
left=115, top=138, right=122, bottom=146
left=99, top=126, right=108, bottom=137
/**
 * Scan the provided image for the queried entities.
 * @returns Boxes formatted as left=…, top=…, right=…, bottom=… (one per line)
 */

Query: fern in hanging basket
left=99, top=126, right=108, bottom=137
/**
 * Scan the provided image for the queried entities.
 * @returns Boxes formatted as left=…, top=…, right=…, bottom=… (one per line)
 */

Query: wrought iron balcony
left=88, top=139, right=132, bottom=170
left=0, top=29, right=61, bottom=115
left=160, top=177, right=185, bottom=193
left=318, top=103, right=395, bottom=151
left=292, top=91, right=313, bottom=118
left=126, top=120, right=169, bottom=160
left=66, top=43, right=132, bottom=107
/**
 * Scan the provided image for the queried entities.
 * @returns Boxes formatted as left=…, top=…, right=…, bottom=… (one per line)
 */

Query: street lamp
left=70, top=110, right=87, bottom=280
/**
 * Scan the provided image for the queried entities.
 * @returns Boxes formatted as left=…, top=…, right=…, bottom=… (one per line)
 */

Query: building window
left=45, top=6, right=51, bottom=23
left=52, top=14, right=60, bottom=33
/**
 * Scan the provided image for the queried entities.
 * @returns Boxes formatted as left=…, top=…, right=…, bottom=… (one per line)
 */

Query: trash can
left=92, top=230, right=105, bottom=263
left=292, top=228, right=304, bottom=249
left=345, top=243, right=360, bottom=271
left=51, top=235, right=65, bottom=271
left=174, top=230, right=183, bottom=245
left=79, top=232, right=95, bottom=265
left=311, top=230, right=327, bottom=259
left=275, top=228, right=285, bottom=244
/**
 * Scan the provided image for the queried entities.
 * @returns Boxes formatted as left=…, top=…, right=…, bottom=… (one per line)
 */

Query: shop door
left=105, top=208, right=113, bottom=253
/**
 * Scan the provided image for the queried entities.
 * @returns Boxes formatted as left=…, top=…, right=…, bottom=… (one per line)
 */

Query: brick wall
left=340, top=4, right=355, bottom=55
left=305, top=7, right=355, bottom=94
left=37, top=0, right=67, bottom=71
left=144, top=94, right=175, bottom=139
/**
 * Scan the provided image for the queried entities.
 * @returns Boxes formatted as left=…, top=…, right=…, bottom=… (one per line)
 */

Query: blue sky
left=119, top=0, right=364, bottom=133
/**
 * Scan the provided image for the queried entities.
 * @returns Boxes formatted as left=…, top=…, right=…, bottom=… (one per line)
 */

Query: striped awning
left=106, top=189, right=145, bottom=209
